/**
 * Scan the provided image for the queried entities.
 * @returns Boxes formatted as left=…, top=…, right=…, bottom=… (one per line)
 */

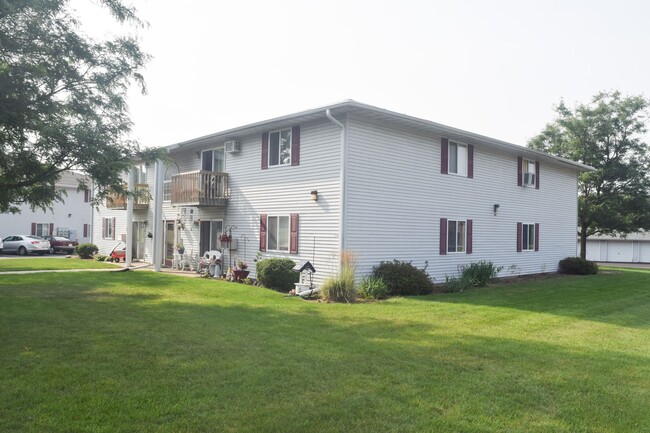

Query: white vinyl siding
left=344, top=115, right=579, bottom=281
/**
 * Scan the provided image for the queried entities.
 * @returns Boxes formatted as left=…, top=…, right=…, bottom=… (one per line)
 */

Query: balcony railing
left=171, top=170, right=228, bottom=207
left=105, top=183, right=150, bottom=210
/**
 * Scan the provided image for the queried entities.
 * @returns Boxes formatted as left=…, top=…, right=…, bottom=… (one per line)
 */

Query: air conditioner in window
left=225, top=140, right=240, bottom=153
left=523, top=172, right=536, bottom=186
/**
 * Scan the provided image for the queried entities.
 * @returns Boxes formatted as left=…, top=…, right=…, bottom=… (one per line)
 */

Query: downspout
left=326, top=109, right=346, bottom=255
left=152, top=159, right=164, bottom=272
left=125, top=167, right=134, bottom=267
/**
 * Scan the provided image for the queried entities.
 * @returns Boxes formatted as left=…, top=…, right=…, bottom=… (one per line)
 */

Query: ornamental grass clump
left=357, top=276, right=389, bottom=300
left=320, top=251, right=357, bottom=303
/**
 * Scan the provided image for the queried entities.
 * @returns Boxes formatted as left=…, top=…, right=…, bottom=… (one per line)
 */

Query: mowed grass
left=0, top=268, right=649, bottom=433
left=0, top=258, right=119, bottom=272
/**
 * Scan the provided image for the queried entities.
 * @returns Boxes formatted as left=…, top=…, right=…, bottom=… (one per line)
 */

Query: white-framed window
left=268, top=129, right=292, bottom=167
left=34, top=223, right=50, bottom=237
left=447, top=219, right=466, bottom=253
left=522, top=223, right=535, bottom=251
left=134, top=164, right=147, bottom=184
left=522, top=159, right=536, bottom=186
left=267, top=215, right=290, bottom=251
left=448, top=141, right=468, bottom=176
left=202, top=148, right=225, bottom=172
left=163, top=164, right=179, bottom=202
left=102, top=217, right=114, bottom=240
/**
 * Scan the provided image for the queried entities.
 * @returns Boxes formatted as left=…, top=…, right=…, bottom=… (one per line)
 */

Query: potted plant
left=219, top=233, right=232, bottom=244
left=175, top=243, right=185, bottom=254
left=233, top=260, right=249, bottom=281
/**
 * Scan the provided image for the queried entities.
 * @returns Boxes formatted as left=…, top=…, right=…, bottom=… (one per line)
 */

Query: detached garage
left=583, top=233, right=650, bottom=263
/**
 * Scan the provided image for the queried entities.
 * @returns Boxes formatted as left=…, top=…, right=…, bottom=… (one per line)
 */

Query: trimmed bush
left=76, top=243, right=98, bottom=259
left=372, top=260, right=434, bottom=296
left=358, top=276, right=389, bottom=300
left=256, top=258, right=298, bottom=292
left=320, top=251, right=357, bottom=303
left=558, top=257, right=598, bottom=275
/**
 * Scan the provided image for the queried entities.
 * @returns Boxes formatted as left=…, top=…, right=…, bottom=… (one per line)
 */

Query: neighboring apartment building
left=93, top=100, right=592, bottom=283
left=0, top=171, right=93, bottom=245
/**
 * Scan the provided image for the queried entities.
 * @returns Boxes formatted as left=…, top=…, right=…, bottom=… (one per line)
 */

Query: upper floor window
left=135, top=164, right=147, bottom=184
left=261, top=126, right=300, bottom=169
left=163, top=164, right=179, bottom=202
left=202, top=148, right=225, bottom=172
left=441, top=138, right=473, bottom=178
left=269, top=129, right=292, bottom=167
left=518, top=157, right=539, bottom=188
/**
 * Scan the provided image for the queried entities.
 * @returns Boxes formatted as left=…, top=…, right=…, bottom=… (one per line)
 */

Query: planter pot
left=233, top=270, right=249, bottom=281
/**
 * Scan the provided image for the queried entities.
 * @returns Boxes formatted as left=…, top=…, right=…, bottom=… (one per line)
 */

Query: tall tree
left=0, top=0, right=160, bottom=213
left=529, top=91, right=650, bottom=258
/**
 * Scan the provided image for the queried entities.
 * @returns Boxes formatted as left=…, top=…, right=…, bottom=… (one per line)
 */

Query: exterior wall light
left=494, top=204, right=500, bottom=216
left=310, top=190, right=318, bottom=201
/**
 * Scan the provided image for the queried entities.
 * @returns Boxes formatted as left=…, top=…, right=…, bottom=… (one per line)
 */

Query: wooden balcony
left=171, top=170, right=228, bottom=207
left=105, top=183, right=149, bottom=210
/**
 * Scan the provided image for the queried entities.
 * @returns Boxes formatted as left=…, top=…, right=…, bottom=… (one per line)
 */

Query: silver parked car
left=1, top=235, right=51, bottom=256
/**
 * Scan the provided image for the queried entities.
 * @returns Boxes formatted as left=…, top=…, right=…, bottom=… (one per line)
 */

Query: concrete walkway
left=0, top=262, right=201, bottom=277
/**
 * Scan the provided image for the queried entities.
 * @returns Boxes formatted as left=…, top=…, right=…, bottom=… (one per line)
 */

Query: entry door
left=132, top=222, right=146, bottom=260
left=199, top=220, right=223, bottom=255
left=164, top=220, right=175, bottom=266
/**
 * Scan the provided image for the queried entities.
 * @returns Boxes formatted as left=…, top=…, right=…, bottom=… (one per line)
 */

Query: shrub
left=461, top=260, right=503, bottom=287
left=443, top=261, right=503, bottom=292
left=256, top=258, right=298, bottom=292
left=320, top=251, right=357, bottom=302
left=358, top=276, right=389, bottom=300
left=76, top=243, right=98, bottom=259
left=558, top=257, right=598, bottom=275
left=94, top=254, right=109, bottom=262
left=372, top=260, right=434, bottom=296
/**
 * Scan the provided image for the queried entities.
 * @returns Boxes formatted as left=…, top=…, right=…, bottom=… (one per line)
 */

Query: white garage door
left=605, top=241, right=634, bottom=262
left=585, top=240, right=602, bottom=261
left=639, top=242, right=650, bottom=263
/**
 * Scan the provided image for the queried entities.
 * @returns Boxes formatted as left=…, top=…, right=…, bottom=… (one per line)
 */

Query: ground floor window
left=32, top=223, right=51, bottom=238
left=260, top=213, right=299, bottom=254
left=517, top=222, right=539, bottom=252
left=102, top=217, right=115, bottom=239
left=447, top=220, right=466, bottom=253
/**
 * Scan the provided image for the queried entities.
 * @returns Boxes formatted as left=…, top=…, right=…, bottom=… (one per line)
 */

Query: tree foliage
left=528, top=91, right=650, bottom=258
left=0, top=0, right=162, bottom=214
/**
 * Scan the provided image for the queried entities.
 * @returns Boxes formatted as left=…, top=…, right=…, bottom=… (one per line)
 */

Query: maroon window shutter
left=291, top=126, right=300, bottom=166
left=31, top=223, right=36, bottom=235
left=466, top=219, right=473, bottom=254
left=516, top=222, right=523, bottom=252
left=517, top=157, right=523, bottom=186
left=102, top=219, right=106, bottom=239
left=83, top=224, right=88, bottom=238
left=535, top=160, right=540, bottom=189
left=441, top=138, right=449, bottom=174
left=290, top=213, right=299, bottom=254
left=467, top=145, right=474, bottom=179
left=49, top=223, right=54, bottom=236
left=112, top=217, right=116, bottom=240
left=84, top=190, right=90, bottom=202
left=259, top=214, right=267, bottom=252
left=440, top=218, right=448, bottom=255
left=535, top=223, right=540, bottom=251
left=261, top=132, right=269, bottom=170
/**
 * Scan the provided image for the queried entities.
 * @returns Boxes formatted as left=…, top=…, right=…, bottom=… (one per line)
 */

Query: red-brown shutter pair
left=261, top=126, right=301, bottom=169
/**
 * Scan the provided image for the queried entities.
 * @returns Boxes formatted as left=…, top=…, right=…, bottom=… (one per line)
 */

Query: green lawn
left=0, top=268, right=648, bottom=433
left=0, top=257, right=119, bottom=272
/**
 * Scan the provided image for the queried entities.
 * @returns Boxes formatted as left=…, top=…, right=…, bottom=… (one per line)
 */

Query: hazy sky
left=72, top=0, right=650, bottom=148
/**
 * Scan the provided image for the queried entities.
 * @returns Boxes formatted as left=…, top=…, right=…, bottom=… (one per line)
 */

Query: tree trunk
left=579, top=225, right=588, bottom=259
